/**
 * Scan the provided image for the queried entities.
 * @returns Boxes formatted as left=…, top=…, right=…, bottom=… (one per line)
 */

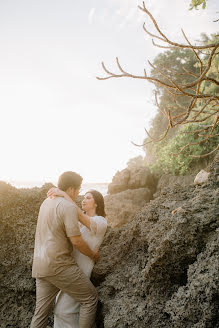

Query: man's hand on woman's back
left=70, top=235, right=99, bottom=263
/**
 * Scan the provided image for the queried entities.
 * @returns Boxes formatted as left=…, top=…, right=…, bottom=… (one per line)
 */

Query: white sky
left=0, top=0, right=218, bottom=185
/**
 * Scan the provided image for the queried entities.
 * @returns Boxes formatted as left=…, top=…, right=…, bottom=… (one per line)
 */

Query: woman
left=47, top=188, right=107, bottom=328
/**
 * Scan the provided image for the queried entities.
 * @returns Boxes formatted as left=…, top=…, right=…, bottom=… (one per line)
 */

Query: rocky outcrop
left=165, top=232, right=219, bottom=327
left=108, top=168, right=130, bottom=194
left=156, top=174, right=194, bottom=193
left=0, top=183, right=46, bottom=327
left=108, top=166, right=156, bottom=195
left=92, top=152, right=219, bottom=327
left=106, top=166, right=155, bottom=227
left=104, top=188, right=152, bottom=227
left=0, top=183, right=82, bottom=328
left=0, top=153, right=218, bottom=327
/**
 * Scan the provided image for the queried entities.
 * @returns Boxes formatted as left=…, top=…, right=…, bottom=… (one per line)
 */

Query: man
left=31, top=171, right=99, bottom=328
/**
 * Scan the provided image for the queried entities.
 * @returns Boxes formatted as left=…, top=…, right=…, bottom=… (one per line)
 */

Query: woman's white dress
left=54, top=215, right=107, bottom=328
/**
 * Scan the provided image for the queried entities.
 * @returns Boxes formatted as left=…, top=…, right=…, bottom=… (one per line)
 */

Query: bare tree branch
left=189, top=144, right=219, bottom=157
left=97, top=2, right=219, bottom=157
left=176, top=133, right=219, bottom=155
left=138, top=2, right=219, bottom=50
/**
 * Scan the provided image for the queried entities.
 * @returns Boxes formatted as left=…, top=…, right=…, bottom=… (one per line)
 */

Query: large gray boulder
left=155, top=174, right=194, bottom=197
left=194, top=169, right=210, bottom=185
left=128, top=167, right=155, bottom=190
left=108, top=167, right=156, bottom=195
left=108, top=168, right=130, bottom=195
left=104, top=188, right=152, bottom=228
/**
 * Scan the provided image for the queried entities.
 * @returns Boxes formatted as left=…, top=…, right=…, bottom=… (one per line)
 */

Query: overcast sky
left=0, top=0, right=218, bottom=185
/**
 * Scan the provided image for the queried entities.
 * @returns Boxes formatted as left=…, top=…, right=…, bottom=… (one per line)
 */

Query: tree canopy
left=142, top=33, right=219, bottom=172
left=189, top=0, right=208, bottom=10
left=98, top=2, right=219, bottom=174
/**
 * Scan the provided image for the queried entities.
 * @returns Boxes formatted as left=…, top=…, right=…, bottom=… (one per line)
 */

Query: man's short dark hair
left=58, top=171, right=83, bottom=191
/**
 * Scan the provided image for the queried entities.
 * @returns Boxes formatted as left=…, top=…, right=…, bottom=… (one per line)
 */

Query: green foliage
left=143, top=33, right=219, bottom=173
left=189, top=0, right=208, bottom=10
left=151, top=122, right=219, bottom=175
left=143, top=47, right=199, bottom=160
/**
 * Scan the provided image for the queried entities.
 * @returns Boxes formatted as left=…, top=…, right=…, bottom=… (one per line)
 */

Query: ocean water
left=8, top=180, right=109, bottom=196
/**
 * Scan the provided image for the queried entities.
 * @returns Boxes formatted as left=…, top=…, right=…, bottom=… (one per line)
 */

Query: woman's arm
left=47, top=187, right=93, bottom=231
left=47, top=187, right=72, bottom=202
left=77, top=207, right=94, bottom=232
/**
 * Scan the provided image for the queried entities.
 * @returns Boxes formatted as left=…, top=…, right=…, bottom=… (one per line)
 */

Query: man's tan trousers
left=30, top=265, right=98, bottom=328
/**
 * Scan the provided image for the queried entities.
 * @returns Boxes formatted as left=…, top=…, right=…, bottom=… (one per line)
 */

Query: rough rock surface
left=0, top=184, right=82, bottom=328
left=108, top=168, right=130, bottom=194
left=104, top=188, right=152, bottom=228
left=93, top=153, right=219, bottom=328
left=108, top=167, right=156, bottom=195
left=0, top=184, right=46, bottom=328
left=156, top=174, right=194, bottom=194
left=0, top=154, right=218, bottom=328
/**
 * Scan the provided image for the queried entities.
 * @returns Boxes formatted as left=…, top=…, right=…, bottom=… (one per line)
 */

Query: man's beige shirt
left=32, top=197, right=81, bottom=278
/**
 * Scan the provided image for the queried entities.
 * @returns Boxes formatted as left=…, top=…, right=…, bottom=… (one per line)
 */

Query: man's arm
left=69, top=235, right=99, bottom=262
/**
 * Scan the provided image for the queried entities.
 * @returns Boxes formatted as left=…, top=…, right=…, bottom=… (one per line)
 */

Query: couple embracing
left=30, top=171, right=107, bottom=328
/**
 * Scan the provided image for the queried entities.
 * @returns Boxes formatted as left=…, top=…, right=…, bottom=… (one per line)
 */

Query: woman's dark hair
left=86, top=189, right=106, bottom=217
left=58, top=171, right=83, bottom=191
